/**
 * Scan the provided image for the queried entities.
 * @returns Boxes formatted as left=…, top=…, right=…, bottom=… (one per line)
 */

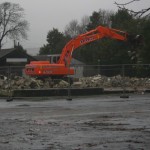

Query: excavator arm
left=58, top=26, right=128, bottom=66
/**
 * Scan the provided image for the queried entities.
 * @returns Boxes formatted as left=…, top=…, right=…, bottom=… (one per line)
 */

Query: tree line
left=39, top=9, right=150, bottom=65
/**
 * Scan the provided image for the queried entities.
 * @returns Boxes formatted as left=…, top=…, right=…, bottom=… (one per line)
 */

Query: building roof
left=0, top=48, right=37, bottom=65
left=0, top=48, right=15, bottom=59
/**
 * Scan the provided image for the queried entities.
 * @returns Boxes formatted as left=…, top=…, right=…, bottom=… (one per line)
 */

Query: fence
left=0, top=64, right=150, bottom=98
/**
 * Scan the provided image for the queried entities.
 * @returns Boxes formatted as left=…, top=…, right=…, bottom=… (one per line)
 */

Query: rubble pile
left=0, top=74, right=150, bottom=96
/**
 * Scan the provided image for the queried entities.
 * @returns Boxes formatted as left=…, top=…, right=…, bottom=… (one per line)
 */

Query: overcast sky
left=1, top=0, right=149, bottom=54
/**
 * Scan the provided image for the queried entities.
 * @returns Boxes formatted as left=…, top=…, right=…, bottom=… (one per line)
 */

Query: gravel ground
left=0, top=94, right=150, bottom=150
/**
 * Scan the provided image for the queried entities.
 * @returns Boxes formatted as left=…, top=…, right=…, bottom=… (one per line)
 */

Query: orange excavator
left=24, top=25, right=141, bottom=78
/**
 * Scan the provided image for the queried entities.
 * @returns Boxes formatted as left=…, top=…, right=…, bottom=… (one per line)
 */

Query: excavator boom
left=58, top=26, right=128, bottom=66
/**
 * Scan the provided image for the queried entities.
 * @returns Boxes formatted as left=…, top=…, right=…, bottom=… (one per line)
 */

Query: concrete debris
left=72, top=81, right=83, bottom=87
left=0, top=74, right=7, bottom=80
left=53, top=80, right=69, bottom=88
left=0, top=74, right=150, bottom=96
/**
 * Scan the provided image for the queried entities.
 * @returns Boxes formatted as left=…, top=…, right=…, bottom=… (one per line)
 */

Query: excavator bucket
left=127, top=34, right=143, bottom=63
left=127, top=34, right=143, bottom=47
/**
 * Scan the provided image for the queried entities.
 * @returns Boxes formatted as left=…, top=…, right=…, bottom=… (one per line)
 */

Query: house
left=0, top=48, right=36, bottom=76
left=0, top=48, right=36, bottom=66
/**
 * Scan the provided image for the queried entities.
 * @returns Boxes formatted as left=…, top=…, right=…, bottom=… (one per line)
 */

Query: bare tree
left=114, top=0, right=150, bottom=18
left=64, top=20, right=80, bottom=38
left=79, top=15, right=90, bottom=33
left=64, top=16, right=90, bottom=38
left=0, top=2, right=29, bottom=50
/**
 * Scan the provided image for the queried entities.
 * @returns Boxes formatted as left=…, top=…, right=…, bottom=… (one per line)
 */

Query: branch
left=114, top=0, right=150, bottom=17
left=114, top=0, right=140, bottom=6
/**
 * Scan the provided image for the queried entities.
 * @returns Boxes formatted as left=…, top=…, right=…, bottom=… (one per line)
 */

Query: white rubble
left=1, top=74, right=150, bottom=96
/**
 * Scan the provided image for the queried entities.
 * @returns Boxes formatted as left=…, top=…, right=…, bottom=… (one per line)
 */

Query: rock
left=58, top=80, right=69, bottom=88
left=72, top=81, right=83, bottom=87
left=29, top=79, right=40, bottom=89
left=0, top=74, right=7, bottom=80
left=92, top=75, right=102, bottom=81
left=15, top=78, right=25, bottom=86
left=0, top=79, right=4, bottom=87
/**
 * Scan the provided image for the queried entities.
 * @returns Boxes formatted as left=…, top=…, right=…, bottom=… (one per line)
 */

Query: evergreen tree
left=39, top=28, right=70, bottom=55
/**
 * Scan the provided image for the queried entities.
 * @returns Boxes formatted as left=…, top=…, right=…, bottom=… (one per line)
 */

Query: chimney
left=14, top=40, right=16, bottom=48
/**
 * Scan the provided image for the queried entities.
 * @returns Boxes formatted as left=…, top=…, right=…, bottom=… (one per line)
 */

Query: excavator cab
left=49, top=54, right=60, bottom=64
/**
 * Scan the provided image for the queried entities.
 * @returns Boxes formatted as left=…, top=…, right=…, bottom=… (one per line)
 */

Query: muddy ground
left=0, top=94, right=150, bottom=150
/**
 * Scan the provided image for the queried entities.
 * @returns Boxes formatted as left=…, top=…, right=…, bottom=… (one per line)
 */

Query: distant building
left=0, top=48, right=36, bottom=76
left=0, top=48, right=36, bottom=66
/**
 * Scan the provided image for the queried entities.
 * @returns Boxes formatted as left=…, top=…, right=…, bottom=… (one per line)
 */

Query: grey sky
left=1, top=0, right=149, bottom=54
